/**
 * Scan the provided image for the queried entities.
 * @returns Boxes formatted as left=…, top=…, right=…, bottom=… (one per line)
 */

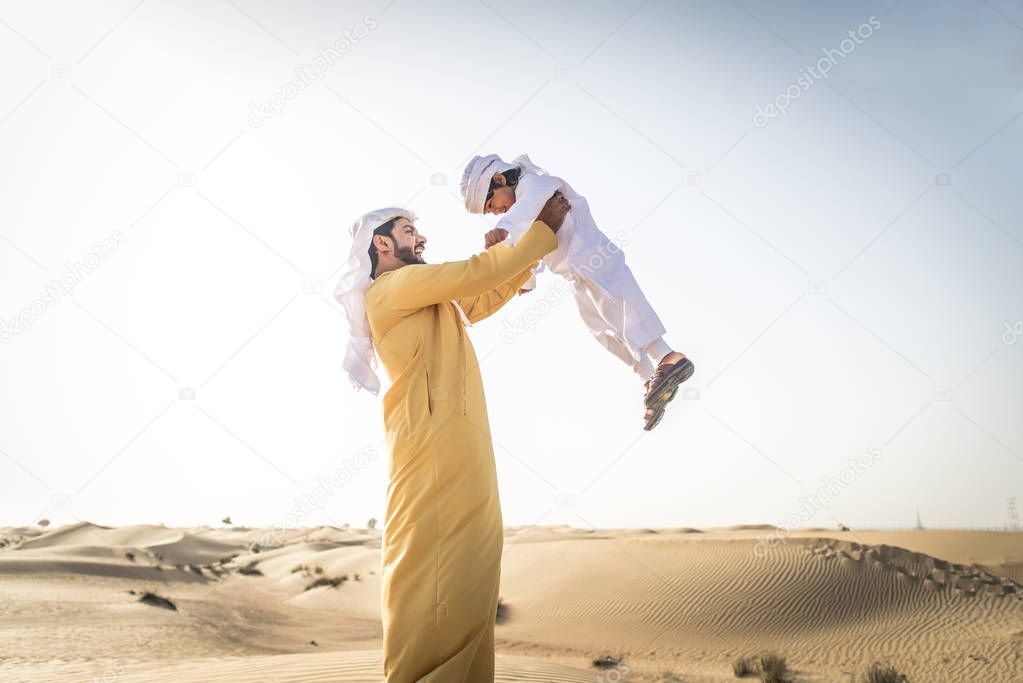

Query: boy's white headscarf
left=461, top=154, right=551, bottom=214
left=335, top=207, right=416, bottom=395
left=460, top=154, right=517, bottom=214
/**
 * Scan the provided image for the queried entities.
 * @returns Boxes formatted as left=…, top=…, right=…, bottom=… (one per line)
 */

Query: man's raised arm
left=370, top=193, right=570, bottom=318
left=456, top=263, right=536, bottom=324
left=372, top=221, right=556, bottom=318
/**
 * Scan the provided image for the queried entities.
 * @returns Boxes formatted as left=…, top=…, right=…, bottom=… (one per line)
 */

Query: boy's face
left=483, top=172, right=516, bottom=215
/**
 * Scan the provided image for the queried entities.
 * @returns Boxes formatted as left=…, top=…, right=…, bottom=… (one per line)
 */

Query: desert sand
left=1, top=522, right=1021, bottom=682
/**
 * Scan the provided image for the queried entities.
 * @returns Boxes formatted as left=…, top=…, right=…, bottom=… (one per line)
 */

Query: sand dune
left=2, top=523, right=1021, bottom=682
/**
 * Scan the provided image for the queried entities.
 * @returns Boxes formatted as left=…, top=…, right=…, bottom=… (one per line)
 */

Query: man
left=335, top=193, right=570, bottom=682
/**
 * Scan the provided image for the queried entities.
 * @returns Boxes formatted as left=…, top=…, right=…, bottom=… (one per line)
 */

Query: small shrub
left=733, top=656, right=757, bottom=677
left=860, top=662, right=908, bottom=683
left=758, top=652, right=787, bottom=683
left=495, top=598, right=508, bottom=624
left=592, top=655, right=622, bottom=670
left=292, top=564, right=325, bottom=577
left=237, top=561, right=263, bottom=576
left=138, top=591, right=176, bottom=611
left=304, top=575, right=348, bottom=591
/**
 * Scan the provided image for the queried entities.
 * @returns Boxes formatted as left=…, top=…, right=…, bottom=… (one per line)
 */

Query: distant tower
left=915, top=509, right=924, bottom=530
left=1008, top=497, right=1020, bottom=531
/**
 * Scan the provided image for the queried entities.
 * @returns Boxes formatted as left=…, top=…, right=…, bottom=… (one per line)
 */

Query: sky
left=0, top=0, right=1021, bottom=534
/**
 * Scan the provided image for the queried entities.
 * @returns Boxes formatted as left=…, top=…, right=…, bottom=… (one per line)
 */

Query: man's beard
left=395, top=246, right=424, bottom=266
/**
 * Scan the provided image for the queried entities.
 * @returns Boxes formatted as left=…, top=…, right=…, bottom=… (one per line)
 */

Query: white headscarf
left=335, top=207, right=416, bottom=395
left=460, top=154, right=517, bottom=214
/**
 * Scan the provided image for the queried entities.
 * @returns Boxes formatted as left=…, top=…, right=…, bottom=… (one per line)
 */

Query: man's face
left=388, top=217, right=427, bottom=265
left=483, top=172, right=516, bottom=215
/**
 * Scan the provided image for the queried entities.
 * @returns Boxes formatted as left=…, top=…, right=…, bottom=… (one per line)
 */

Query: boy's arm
left=372, top=221, right=557, bottom=318
left=456, top=262, right=537, bottom=323
left=495, top=174, right=563, bottom=244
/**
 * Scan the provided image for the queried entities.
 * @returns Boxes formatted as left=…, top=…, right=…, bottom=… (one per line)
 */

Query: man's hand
left=484, top=229, right=509, bottom=249
left=536, top=191, right=571, bottom=233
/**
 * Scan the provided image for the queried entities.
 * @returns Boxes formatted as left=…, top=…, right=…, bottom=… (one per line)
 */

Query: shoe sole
left=644, top=358, right=695, bottom=409
left=643, top=405, right=666, bottom=431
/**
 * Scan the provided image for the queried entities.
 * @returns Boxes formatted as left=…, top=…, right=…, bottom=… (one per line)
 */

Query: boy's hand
left=484, top=229, right=509, bottom=249
left=537, top=191, right=571, bottom=232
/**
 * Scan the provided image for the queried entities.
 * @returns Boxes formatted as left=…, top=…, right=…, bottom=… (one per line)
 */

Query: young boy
left=460, top=153, right=693, bottom=430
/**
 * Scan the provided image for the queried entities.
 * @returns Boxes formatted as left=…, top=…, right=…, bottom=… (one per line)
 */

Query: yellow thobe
left=365, top=221, right=558, bottom=682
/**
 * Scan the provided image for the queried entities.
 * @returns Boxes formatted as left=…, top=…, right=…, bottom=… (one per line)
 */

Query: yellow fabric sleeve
left=372, top=221, right=556, bottom=317
left=456, top=264, right=536, bottom=324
